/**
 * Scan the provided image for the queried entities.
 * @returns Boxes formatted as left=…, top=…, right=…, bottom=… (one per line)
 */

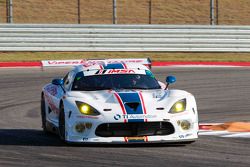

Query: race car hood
left=67, top=89, right=167, bottom=104
left=66, top=89, right=190, bottom=122
left=67, top=89, right=168, bottom=121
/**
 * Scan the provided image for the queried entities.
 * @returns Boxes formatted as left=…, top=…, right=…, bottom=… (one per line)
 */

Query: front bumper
left=64, top=113, right=198, bottom=143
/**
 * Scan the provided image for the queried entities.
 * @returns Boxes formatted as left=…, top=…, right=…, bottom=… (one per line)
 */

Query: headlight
left=169, top=99, right=186, bottom=113
left=76, top=101, right=100, bottom=115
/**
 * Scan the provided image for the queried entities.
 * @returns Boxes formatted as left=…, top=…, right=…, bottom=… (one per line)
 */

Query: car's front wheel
left=41, top=94, right=49, bottom=133
left=59, top=103, right=66, bottom=142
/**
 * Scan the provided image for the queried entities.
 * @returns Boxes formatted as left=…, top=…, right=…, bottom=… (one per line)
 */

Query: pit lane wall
left=1, top=24, right=250, bottom=52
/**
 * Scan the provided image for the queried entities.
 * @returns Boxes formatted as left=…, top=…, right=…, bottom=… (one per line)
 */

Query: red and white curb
left=199, top=122, right=250, bottom=138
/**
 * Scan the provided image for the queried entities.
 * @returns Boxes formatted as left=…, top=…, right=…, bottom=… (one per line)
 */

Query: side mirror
left=52, top=79, right=63, bottom=86
left=165, top=76, right=176, bottom=89
left=166, top=76, right=176, bottom=84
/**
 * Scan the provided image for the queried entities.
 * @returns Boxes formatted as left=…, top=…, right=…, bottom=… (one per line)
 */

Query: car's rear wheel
left=59, top=103, right=66, bottom=142
left=41, top=94, right=49, bottom=133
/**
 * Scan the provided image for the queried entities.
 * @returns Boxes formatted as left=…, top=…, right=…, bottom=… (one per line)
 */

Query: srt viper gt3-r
left=41, top=59, right=198, bottom=144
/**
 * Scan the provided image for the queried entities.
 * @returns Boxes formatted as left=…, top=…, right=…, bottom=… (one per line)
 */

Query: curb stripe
left=199, top=122, right=250, bottom=138
left=0, top=62, right=41, bottom=67
left=152, top=61, right=250, bottom=67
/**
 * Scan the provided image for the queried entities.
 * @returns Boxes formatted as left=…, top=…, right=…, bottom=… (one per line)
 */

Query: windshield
left=72, top=72, right=161, bottom=91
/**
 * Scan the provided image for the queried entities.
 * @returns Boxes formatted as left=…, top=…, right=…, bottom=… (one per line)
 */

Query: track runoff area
left=1, top=58, right=250, bottom=139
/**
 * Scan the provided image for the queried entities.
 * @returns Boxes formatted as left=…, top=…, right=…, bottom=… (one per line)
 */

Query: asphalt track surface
left=0, top=67, right=250, bottom=167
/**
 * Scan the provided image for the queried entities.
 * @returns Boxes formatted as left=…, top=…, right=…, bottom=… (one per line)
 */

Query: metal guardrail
left=1, top=24, right=250, bottom=52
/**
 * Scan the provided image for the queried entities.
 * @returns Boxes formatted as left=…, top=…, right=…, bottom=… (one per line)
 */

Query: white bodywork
left=42, top=62, right=198, bottom=144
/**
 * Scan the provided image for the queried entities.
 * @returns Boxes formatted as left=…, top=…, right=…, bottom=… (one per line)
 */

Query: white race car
left=41, top=59, right=198, bottom=144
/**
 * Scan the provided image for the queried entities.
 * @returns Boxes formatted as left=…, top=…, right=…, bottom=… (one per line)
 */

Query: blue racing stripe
left=118, top=92, right=144, bottom=122
left=103, top=63, right=124, bottom=69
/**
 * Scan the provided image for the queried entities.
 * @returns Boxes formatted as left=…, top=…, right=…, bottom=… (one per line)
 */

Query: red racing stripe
left=138, top=91, right=147, bottom=122
left=99, top=65, right=104, bottom=69
left=122, top=62, right=127, bottom=69
left=114, top=92, right=127, bottom=123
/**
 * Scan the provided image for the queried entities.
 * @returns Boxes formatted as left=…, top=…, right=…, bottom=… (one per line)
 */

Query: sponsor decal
left=179, top=134, right=193, bottom=139
left=41, top=59, right=150, bottom=67
left=95, top=69, right=135, bottom=75
left=185, top=133, right=193, bottom=137
left=47, top=60, right=84, bottom=65
left=108, top=60, right=144, bottom=64
left=44, top=92, right=59, bottom=114
left=123, top=114, right=156, bottom=119
left=179, top=135, right=185, bottom=139
left=77, top=115, right=99, bottom=119
left=83, top=138, right=89, bottom=141
left=108, top=69, right=135, bottom=74
left=45, top=85, right=58, bottom=96
left=114, top=114, right=121, bottom=120
left=114, top=114, right=156, bottom=120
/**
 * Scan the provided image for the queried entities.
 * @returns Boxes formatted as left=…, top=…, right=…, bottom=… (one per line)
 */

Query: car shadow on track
left=0, top=129, right=64, bottom=146
left=0, top=129, right=191, bottom=147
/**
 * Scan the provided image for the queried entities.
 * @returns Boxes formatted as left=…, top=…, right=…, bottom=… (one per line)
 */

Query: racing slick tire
left=59, top=102, right=66, bottom=142
left=41, top=93, right=49, bottom=134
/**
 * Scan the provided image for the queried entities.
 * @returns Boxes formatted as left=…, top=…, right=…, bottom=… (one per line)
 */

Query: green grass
left=1, top=52, right=250, bottom=62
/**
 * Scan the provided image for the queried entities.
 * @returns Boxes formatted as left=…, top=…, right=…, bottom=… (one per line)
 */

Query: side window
left=64, top=71, right=75, bottom=91
left=63, top=72, right=69, bottom=86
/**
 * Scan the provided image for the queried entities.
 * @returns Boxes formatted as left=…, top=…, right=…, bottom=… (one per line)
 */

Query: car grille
left=95, top=122, right=175, bottom=137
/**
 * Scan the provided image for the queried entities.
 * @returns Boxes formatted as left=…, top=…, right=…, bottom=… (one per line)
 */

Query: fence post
left=216, top=0, right=219, bottom=25
left=149, top=0, right=152, bottom=24
left=6, top=0, right=13, bottom=23
left=113, top=0, right=117, bottom=24
left=210, top=0, right=215, bottom=25
left=77, top=0, right=81, bottom=24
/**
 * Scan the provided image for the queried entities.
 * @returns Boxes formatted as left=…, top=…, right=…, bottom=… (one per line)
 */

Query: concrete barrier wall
left=1, top=24, right=250, bottom=52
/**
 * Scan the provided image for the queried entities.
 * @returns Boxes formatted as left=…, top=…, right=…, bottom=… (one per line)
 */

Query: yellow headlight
left=80, top=105, right=90, bottom=114
left=169, top=99, right=186, bottom=113
left=76, top=101, right=100, bottom=116
left=175, top=102, right=185, bottom=112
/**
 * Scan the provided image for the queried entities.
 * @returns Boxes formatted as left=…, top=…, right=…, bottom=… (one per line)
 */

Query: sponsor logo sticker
left=77, top=115, right=99, bottom=119
left=113, top=114, right=157, bottom=120
left=114, top=114, right=121, bottom=120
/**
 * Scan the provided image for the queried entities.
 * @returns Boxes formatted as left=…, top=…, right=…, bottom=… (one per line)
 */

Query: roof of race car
left=74, top=63, right=150, bottom=76
left=74, top=62, right=150, bottom=74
